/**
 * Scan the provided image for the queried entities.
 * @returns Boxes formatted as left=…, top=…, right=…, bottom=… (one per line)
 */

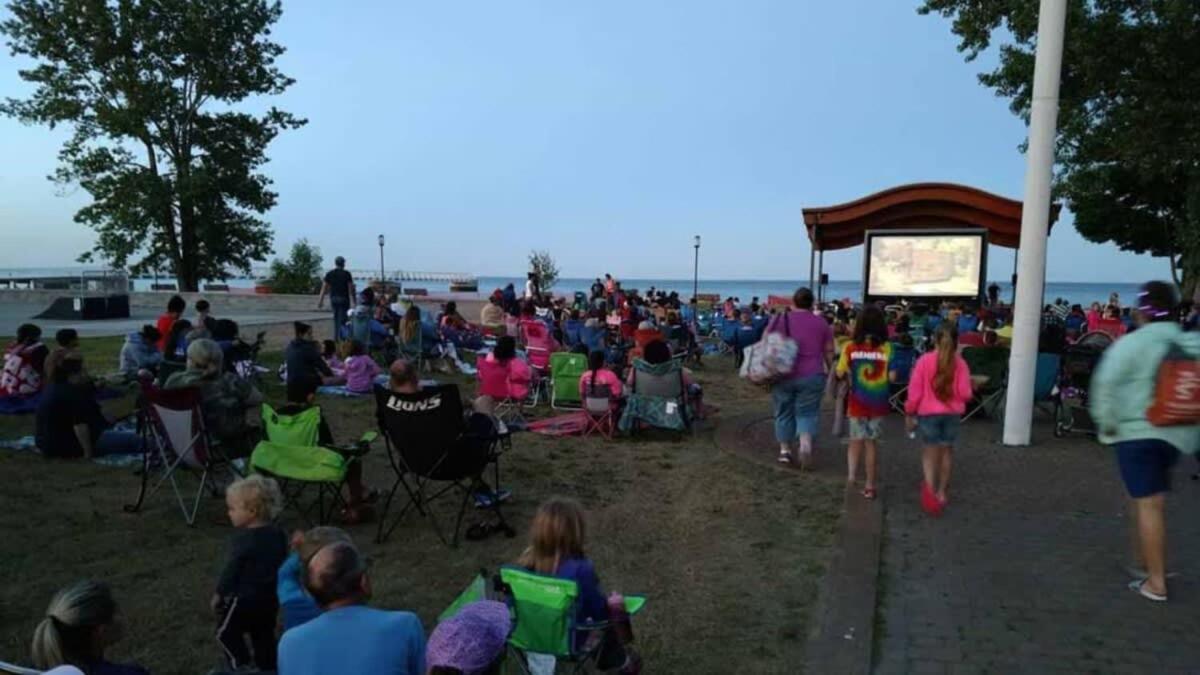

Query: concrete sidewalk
left=873, top=416, right=1200, bottom=674
left=0, top=302, right=328, bottom=338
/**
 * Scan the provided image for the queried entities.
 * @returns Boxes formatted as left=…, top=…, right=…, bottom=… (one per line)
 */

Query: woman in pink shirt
left=342, top=339, right=381, bottom=394
left=904, top=323, right=974, bottom=516
left=579, top=349, right=622, bottom=401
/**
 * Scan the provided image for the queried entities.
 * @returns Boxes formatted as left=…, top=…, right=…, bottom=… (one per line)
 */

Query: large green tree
left=920, top=0, right=1200, bottom=296
left=1, top=0, right=305, bottom=291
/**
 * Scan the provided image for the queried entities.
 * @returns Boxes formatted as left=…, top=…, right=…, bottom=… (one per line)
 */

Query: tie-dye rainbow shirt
left=835, top=341, right=894, bottom=418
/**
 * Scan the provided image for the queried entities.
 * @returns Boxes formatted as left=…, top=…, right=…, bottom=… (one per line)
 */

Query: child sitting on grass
left=277, top=526, right=353, bottom=631
left=213, top=475, right=288, bottom=672
left=517, top=497, right=641, bottom=674
left=342, top=339, right=381, bottom=394
left=322, top=339, right=345, bottom=377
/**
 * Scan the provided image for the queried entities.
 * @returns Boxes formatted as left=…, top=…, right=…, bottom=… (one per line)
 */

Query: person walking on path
left=835, top=305, right=893, bottom=500
left=317, top=256, right=356, bottom=340
left=1090, top=281, right=1200, bottom=602
left=769, top=287, right=834, bottom=468
left=904, top=323, right=974, bottom=516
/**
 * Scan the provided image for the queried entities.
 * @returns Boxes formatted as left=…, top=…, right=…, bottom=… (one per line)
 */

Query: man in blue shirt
left=278, top=541, right=425, bottom=674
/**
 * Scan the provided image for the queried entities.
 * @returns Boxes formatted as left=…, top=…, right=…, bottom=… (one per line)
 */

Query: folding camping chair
left=477, top=355, right=531, bottom=425
left=498, top=565, right=646, bottom=675
left=125, top=383, right=242, bottom=525
left=550, top=352, right=588, bottom=409
left=397, top=328, right=425, bottom=372
left=961, top=346, right=1010, bottom=422
left=249, top=403, right=374, bottom=526
left=374, top=384, right=513, bottom=546
left=582, top=383, right=616, bottom=439
left=525, top=346, right=551, bottom=407
left=618, top=358, right=691, bottom=434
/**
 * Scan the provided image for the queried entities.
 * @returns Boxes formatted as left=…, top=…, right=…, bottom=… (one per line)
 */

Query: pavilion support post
left=1004, top=0, right=1067, bottom=447
left=809, top=242, right=816, bottom=290
left=817, top=249, right=824, bottom=303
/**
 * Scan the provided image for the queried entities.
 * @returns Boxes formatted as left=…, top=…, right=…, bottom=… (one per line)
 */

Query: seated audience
left=213, top=475, right=287, bottom=673
left=277, top=541, right=426, bottom=675
left=163, top=319, right=193, bottom=362
left=36, top=356, right=141, bottom=459
left=278, top=526, right=353, bottom=632
left=1, top=323, right=49, bottom=399
left=155, top=295, right=187, bottom=351
left=477, top=336, right=531, bottom=401
left=43, top=328, right=81, bottom=385
left=425, top=600, right=511, bottom=675
left=480, top=294, right=505, bottom=330
left=164, top=339, right=263, bottom=454
left=322, top=339, right=345, bottom=377
left=343, top=339, right=381, bottom=395
left=516, top=498, right=640, bottom=673
left=579, top=350, right=623, bottom=401
left=399, top=305, right=441, bottom=354
left=194, top=298, right=218, bottom=336
left=286, top=322, right=344, bottom=391
left=119, top=325, right=163, bottom=379
left=32, top=580, right=150, bottom=675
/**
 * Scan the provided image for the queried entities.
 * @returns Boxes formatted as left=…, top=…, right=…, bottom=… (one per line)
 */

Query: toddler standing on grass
left=904, top=323, right=974, bottom=516
left=835, top=306, right=893, bottom=500
left=213, top=475, right=288, bottom=671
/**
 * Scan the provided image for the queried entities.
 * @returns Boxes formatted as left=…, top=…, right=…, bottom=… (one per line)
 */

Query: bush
left=529, top=250, right=559, bottom=292
left=268, top=239, right=323, bottom=294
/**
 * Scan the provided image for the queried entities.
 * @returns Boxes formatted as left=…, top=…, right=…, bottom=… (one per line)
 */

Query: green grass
left=0, top=335, right=843, bottom=674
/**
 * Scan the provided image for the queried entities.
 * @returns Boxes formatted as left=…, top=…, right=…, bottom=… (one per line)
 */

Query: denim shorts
left=1114, top=439, right=1180, bottom=499
left=848, top=417, right=882, bottom=440
left=917, top=415, right=960, bottom=447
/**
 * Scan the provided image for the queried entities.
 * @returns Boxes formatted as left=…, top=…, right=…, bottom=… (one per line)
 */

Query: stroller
left=1053, top=331, right=1113, bottom=437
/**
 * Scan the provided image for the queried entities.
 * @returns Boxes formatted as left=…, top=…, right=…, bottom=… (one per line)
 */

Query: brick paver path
left=873, top=418, right=1200, bottom=674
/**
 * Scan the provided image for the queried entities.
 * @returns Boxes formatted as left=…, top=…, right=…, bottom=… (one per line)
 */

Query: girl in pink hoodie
left=905, top=323, right=974, bottom=515
left=342, top=339, right=381, bottom=394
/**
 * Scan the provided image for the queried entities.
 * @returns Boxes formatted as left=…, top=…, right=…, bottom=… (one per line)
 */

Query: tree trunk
left=176, top=206, right=199, bottom=292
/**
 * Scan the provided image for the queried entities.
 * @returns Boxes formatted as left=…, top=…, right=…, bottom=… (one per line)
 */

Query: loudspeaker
left=820, top=273, right=829, bottom=286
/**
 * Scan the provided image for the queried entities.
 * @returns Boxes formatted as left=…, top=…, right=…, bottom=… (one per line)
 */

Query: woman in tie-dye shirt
left=835, top=306, right=894, bottom=500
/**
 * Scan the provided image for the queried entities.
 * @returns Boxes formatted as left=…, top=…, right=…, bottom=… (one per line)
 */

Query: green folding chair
left=961, top=346, right=1010, bottom=422
left=498, top=565, right=646, bottom=674
left=550, top=352, right=588, bottom=409
left=250, top=403, right=373, bottom=525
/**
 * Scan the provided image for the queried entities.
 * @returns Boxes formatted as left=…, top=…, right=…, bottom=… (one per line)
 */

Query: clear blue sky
left=0, top=0, right=1168, bottom=283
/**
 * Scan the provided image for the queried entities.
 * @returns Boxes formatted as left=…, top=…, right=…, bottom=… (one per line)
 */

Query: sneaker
left=777, top=450, right=794, bottom=464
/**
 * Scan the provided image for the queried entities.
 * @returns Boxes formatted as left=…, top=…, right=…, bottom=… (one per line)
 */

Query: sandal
left=862, top=487, right=877, bottom=500
left=1127, top=578, right=1167, bottom=602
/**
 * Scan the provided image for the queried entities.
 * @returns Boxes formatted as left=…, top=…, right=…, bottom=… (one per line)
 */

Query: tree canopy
left=529, top=250, right=559, bottom=292
left=1, top=0, right=305, bottom=291
left=919, top=0, right=1200, bottom=295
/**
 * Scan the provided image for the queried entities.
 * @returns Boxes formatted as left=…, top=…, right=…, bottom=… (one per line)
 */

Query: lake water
left=0, top=268, right=1144, bottom=308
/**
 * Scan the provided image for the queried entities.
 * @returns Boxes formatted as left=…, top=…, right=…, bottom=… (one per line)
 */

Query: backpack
left=1146, top=341, right=1200, bottom=426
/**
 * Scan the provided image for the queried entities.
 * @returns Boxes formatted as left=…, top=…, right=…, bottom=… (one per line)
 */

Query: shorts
left=848, top=417, right=882, bottom=440
left=1114, top=439, right=1180, bottom=499
left=917, top=415, right=960, bottom=447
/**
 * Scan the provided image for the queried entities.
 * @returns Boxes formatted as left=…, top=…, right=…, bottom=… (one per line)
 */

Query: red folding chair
left=125, top=383, right=242, bottom=525
left=582, top=383, right=616, bottom=439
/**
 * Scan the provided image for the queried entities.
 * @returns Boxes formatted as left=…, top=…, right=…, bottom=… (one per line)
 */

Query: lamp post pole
left=377, top=234, right=386, bottom=292
left=693, top=235, right=701, bottom=330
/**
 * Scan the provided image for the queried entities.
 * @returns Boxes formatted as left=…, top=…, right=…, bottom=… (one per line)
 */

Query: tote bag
left=740, top=312, right=798, bottom=385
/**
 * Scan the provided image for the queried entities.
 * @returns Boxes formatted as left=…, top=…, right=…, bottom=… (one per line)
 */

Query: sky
left=0, top=0, right=1171, bottom=283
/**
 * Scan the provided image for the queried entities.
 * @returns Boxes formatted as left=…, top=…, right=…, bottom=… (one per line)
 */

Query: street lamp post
left=692, top=235, right=701, bottom=330
left=377, top=234, right=385, bottom=291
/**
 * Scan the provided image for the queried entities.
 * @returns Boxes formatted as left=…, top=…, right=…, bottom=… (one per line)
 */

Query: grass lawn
left=0, top=333, right=843, bottom=674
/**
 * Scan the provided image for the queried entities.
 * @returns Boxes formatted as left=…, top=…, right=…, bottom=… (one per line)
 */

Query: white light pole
left=1004, top=0, right=1068, bottom=446
left=693, top=235, right=701, bottom=330
left=377, top=234, right=385, bottom=288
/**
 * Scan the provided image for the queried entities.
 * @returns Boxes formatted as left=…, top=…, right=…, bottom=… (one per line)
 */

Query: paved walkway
left=872, top=416, right=1200, bottom=674
left=0, top=302, right=327, bottom=337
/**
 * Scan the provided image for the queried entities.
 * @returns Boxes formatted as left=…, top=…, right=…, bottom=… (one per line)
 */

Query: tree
left=529, top=250, right=559, bottom=292
left=268, top=239, right=322, bottom=295
left=919, top=0, right=1200, bottom=297
left=1, top=0, right=306, bottom=291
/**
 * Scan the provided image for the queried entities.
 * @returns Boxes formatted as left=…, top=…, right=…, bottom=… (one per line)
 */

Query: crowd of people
left=3, top=266, right=1198, bottom=673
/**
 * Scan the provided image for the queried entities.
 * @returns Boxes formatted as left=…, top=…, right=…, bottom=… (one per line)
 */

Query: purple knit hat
left=426, top=600, right=512, bottom=673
